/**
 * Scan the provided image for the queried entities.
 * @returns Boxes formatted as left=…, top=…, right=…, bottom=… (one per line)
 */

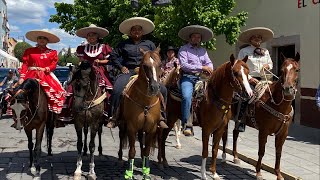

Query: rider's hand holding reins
left=202, top=66, right=213, bottom=75
left=121, top=66, right=130, bottom=74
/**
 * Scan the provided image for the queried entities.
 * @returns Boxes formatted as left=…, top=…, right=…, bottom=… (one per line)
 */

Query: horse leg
left=46, top=112, right=55, bottom=156
left=232, top=128, right=241, bottom=164
left=98, top=121, right=103, bottom=156
left=210, top=130, right=225, bottom=180
left=142, top=132, right=155, bottom=180
left=200, top=130, right=210, bottom=180
left=256, top=132, right=268, bottom=180
left=88, top=125, right=98, bottom=180
left=74, top=124, right=83, bottom=180
left=174, top=120, right=182, bottom=149
left=83, top=122, right=88, bottom=156
left=221, top=124, right=228, bottom=163
left=33, top=122, right=46, bottom=178
left=124, top=131, right=136, bottom=180
left=274, top=133, right=287, bottom=180
left=138, top=131, right=144, bottom=158
left=118, top=126, right=125, bottom=163
left=25, top=128, right=34, bottom=169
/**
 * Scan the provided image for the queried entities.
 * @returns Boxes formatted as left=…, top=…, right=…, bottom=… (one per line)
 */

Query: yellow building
left=211, top=0, right=319, bottom=128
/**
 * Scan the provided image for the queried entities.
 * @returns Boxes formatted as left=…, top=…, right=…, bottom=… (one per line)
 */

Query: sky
left=7, top=0, right=83, bottom=52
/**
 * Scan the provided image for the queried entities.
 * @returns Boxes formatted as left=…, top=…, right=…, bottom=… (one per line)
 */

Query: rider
left=106, top=17, right=168, bottom=129
left=236, top=27, right=274, bottom=132
left=161, top=46, right=179, bottom=79
left=178, top=25, right=214, bottom=136
left=0, top=69, right=18, bottom=116
left=13, top=30, right=66, bottom=128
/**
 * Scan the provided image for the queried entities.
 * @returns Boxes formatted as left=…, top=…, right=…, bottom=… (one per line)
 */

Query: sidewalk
left=194, top=121, right=320, bottom=180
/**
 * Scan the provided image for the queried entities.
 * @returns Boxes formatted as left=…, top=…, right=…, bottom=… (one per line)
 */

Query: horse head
left=229, top=54, right=253, bottom=97
left=70, top=60, right=95, bottom=111
left=279, top=52, right=300, bottom=97
left=139, top=47, right=162, bottom=96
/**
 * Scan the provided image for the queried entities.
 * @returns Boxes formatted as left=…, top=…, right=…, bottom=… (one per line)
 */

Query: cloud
left=10, top=25, right=21, bottom=32
left=43, top=28, right=82, bottom=51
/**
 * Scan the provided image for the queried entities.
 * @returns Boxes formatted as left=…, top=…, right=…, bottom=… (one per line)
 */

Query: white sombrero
left=76, top=24, right=109, bottom=38
left=178, top=25, right=213, bottom=42
left=119, top=17, right=155, bottom=35
left=25, top=30, right=60, bottom=43
left=239, top=27, right=274, bottom=44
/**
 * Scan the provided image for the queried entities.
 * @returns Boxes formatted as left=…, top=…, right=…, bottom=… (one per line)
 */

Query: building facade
left=0, top=0, right=9, bottom=51
left=7, top=37, right=17, bottom=56
left=211, top=0, right=320, bottom=128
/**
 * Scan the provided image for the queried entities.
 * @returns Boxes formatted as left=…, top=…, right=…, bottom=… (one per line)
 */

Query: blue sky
left=7, top=0, right=83, bottom=52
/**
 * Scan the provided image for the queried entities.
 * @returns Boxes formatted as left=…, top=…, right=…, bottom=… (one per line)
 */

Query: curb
left=218, top=145, right=302, bottom=180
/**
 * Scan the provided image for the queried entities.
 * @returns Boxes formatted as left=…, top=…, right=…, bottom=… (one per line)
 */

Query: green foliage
left=50, top=0, right=247, bottom=50
left=13, top=42, right=32, bottom=62
left=58, top=47, right=79, bottom=66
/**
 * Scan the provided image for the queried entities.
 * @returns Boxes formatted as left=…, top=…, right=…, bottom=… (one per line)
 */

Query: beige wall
left=211, top=0, right=320, bottom=89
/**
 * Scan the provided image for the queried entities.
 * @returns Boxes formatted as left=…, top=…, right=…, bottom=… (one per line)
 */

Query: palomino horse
left=69, top=61, right=107, bottom=180
left=222, top=53, right=300, bottom=180
left=158, top=55, right=253, bottom=180
left=118, top=48, right=162, bottom=180
left=9, top=79, right=55, bottom=179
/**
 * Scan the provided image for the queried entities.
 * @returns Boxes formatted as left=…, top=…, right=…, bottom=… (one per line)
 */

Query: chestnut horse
left=69, top=61, right=107, bottom=180
left=158, top=55, right=253, bottom=180
left=9, top=79, right=55, bottom=179
left=118, top=48, right=162, bottom=180
left=222, top=53, right=300, bottom=180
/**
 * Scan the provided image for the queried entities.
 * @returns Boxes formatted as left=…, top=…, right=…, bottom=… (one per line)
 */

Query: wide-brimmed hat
left=76, top=24, right=109, bottom=38
left=178, top=25, right=213, bottom=42
left=167, top=46, right=176, bottom=52
left=239, top=27, right=274, bottom=44
left=119, top=17, right=155, bottom=35
left=25, top=30, right=60, bottom=43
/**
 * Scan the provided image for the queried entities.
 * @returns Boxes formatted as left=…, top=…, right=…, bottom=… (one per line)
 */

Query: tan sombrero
left=119, top=17, right=155, bottom=35
left=178, top=25, right=213, bottom=42
left=239, top=27, right=274, bottom=44
left=76, top=24, right=109, bottom=38
left=25, top=30, right=60, bottom=43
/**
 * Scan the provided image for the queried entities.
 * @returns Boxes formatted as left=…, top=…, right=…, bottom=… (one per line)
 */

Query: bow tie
left=254, top=47, right=265, bottom=56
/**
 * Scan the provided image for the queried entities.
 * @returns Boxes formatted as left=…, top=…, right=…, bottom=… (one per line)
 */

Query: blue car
left=53, top=66, right=70, bottom=85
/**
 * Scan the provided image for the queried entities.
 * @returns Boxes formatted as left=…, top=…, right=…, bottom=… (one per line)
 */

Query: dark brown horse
left=158, top=55, right=253, bottom=180
left=222, top=53, right=300, bottom=180
left=69, top=61, right=107, bottom=180
left=9, top=79, right=55, bottom=179
left=118, top=48, right=162, bottom=180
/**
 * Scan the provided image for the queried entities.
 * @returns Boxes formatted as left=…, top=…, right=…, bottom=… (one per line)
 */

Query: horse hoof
left=221, top=153, right=226, bottom=163
left=256, top=175, right=263, bottom=180
left=33, top=176, right=40, bottom=180
left=175, top=144, right=182, bottom=149
left=74, top=173, right=82, bottom=180
left=233, top=158, right=241, bottom=164
left=158, top=163, right=164, bottom=170
left=213, top=173, right=220, bottom=180
left=88, top=173, right=97, bottom=180
left=30, top=167, right=36, bottom=174
left=163, top=161, right=169, bottom=168
left=143, top=174, right=151, bottom=180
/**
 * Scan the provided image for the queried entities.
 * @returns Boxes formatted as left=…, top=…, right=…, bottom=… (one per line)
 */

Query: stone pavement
left=193, top=121, right=320, bottom=180
left=0, top=116, right=277, bottom=180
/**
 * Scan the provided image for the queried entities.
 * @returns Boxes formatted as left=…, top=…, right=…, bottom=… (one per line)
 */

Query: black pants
left=108, top=70, right=167, bottom=117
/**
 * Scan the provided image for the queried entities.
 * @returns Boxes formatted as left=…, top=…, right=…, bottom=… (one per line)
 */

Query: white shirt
left=238, top=45, right=273, bottom=78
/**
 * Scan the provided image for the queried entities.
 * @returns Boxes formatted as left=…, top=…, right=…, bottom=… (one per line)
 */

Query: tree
left=50, top=0, right=247, bottom=50
left=58, top=47, right=79, bottom=66
left=14, top=42, right=32, bottom=62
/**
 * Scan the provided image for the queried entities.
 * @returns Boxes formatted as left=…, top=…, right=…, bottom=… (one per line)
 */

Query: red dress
left=21, top=47, right=66, bottom=114
left=76, top=43, right=113, bottom=89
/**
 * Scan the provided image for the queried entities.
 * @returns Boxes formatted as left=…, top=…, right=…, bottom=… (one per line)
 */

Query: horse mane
left=208, top=61, right=231, bottom=90
left=161, top=67, right=181, bottom=87
left=19, top=78, right=39, bottom=91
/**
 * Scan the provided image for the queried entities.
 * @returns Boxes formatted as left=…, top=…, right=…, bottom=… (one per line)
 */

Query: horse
left=158, top=54, right=253, bottom=180
left=221, top=53, right=300, bottom=180
left=9, top=78, right=55, bottom=179
left=117, top=47, right=162, bottom=180
left=69, top=61, right=107, bottom=180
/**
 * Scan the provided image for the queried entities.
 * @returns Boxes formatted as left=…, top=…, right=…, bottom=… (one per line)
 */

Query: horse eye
left=295, top=69, right=300, bottom=72
left=233, top=72, right=238, bottom=76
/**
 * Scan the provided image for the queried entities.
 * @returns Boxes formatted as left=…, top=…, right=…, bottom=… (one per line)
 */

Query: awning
left=0, top=49, right=19, bottom=62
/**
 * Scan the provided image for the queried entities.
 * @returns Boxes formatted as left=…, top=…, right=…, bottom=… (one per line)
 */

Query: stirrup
left=159, top=120, right=168, bottom=129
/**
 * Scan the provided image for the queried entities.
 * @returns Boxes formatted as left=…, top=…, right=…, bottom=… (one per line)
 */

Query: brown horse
left=222, top=53, right=300, bottom=180
left=158, top=55, right=253, bottom=180
left=69, top=61, right=107, bottom=180
left=9, top=79, right=55, bottom=179
left=118, top=48, right=162, bottom=180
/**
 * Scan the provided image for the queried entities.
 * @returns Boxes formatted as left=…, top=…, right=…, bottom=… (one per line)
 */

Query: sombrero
left=119, top=17, right=155, bottom=35
left=239, top=27, right=274, bottom=44
left=178, top=25, right=213, bottom=42
left=76, top=24, right=109, bottom=38
left=25, top=30, right=60, bottom=43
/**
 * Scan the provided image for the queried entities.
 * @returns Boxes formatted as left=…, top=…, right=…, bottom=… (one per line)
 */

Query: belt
left=28, top=67, right=41, bottom=70
left=183, top=71, right=200, bottom=76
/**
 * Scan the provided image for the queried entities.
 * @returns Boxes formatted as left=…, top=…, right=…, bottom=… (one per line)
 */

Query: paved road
left=0, top=116, right=277, bottom=180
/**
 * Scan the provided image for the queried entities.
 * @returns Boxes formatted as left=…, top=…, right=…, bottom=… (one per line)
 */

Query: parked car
left=53, top=66, right=70, bottom=85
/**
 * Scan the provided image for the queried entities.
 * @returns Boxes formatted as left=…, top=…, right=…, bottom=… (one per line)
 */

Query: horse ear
left=242, top=55, right=248, bottom=63
left=230, top=54, right=235, bottom=65
left=294, top=52, right=300, bottom=62
left=140, top=48, right=147, bottom=55
left=154, top=46, right=161, bottom=54
left=280, top=52, right=287, bottom=60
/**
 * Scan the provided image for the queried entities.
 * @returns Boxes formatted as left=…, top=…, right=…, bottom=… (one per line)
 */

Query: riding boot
left=235, top=101, right=248, bottom=132
left=182, top=122, right=193, bottom=136
left=106, top=106, right=119, bottom=128
left=159, top=110, right=168, bottom=129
